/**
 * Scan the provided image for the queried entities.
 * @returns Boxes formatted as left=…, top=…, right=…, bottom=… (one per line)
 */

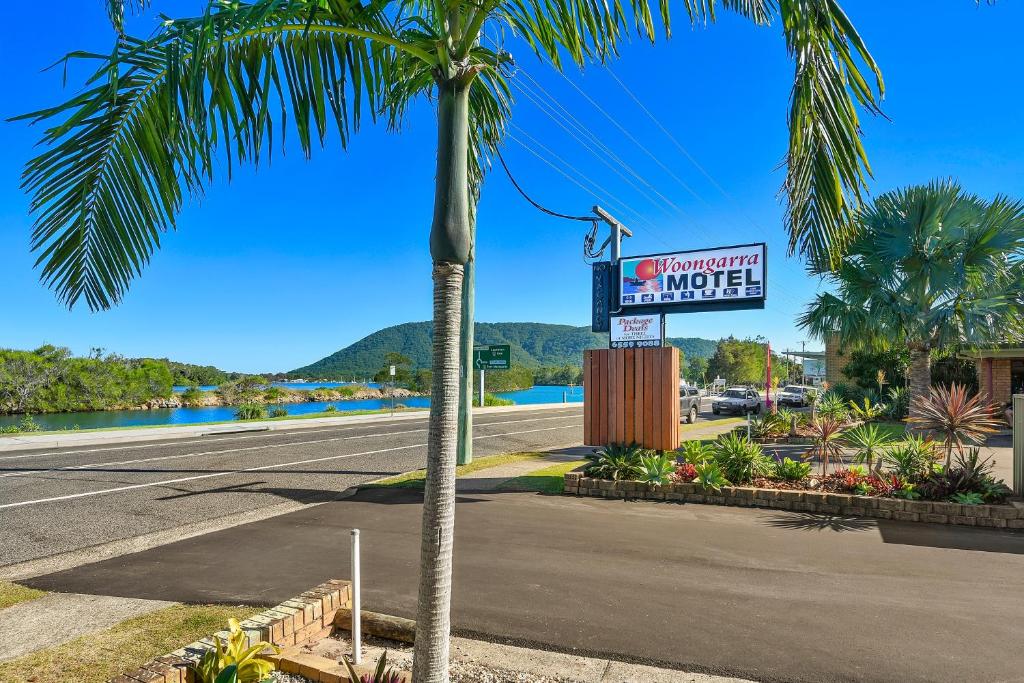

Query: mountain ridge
left=288, top=321, right=717, bottom=378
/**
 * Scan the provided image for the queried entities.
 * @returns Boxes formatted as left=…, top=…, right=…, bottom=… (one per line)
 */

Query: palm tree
left=15, top=1, right=884, bottom=679
left=800, top=180, right=1024, bottom=420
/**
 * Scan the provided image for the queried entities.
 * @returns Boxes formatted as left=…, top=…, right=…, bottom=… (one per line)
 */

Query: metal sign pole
left=351, top=529, right=362, bottom=665
left=1014, top=394, right=1023, bottom=495
left=479, top=369, right=485, bottom=407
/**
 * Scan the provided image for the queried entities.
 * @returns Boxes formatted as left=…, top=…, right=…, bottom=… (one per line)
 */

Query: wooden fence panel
left=583, top=347, right=680, bottom=451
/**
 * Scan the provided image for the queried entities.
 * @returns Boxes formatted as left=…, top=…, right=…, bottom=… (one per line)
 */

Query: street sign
left=610, top=314, right=664, bottom=349
left=389, top=365, right=396, bottom=377
left=473, top=344, right=510, bottom=370
left=591, top=261, right=612, bottom=333
left=619, top=242, right=766, bottom=314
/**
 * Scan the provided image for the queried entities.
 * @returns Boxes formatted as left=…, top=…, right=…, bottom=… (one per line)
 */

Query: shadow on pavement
left=762, top=512, right=876, bottom=533
left=877, top=522, right=1024, bottom=555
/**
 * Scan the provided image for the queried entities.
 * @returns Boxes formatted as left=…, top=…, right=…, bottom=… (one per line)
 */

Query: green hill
left=289, top=322, right=717, bottom=379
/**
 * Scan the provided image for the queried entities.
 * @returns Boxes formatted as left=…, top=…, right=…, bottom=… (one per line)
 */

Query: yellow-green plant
left=190, top=619, right=278, bottom=683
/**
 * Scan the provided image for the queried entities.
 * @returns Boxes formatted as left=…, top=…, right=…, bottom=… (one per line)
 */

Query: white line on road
left=0, top=425, right=578, bottom=510
left=0, top=410, right=583, bottom=461
left=0, top=415, right=581, bottom=480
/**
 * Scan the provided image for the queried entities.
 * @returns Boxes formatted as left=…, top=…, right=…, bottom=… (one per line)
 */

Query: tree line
left=0, top=346, right=174, bottom=414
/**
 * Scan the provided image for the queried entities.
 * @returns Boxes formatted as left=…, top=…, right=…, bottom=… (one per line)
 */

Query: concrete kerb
left=0, top=403, right=581, bottom=452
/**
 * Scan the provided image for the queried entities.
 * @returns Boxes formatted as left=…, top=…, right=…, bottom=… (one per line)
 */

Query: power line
left=495, top=147, right=595, bottom=222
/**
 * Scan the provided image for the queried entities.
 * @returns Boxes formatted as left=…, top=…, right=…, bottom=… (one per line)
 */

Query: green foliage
left=931, top=356, right=979, bottom=393
left=840, top=348, right=909, bottom=391
left=882, top=435, right=936, bottom=479
left=773, top=457, right=812, bottom=481
left=638, top=453, right=675, bottom=485
left=217, top=376, right=267, bottom=406
left=373, top=353, right=414, bottom=385
left=480, top=367, right=534, bottom=392
left=816, top=392, right=849, bottom=422
left=473, top=392, right=514, bottom=407
left=842, top=423, right=894, bottom=470
left=677, top=440, right=714, bottom=466
left=160, top=359, right=239, bottom=387
left=711, top=432, right=772, bottom=484
left=685, top=356, right=709, bottom=385
left=269, top=407, right=288, bottom=418
left=886, top=387, right=909, bottom=420
left=750, top=411, right=789, bottom=439
left=848, top=397, right=886, bottom=422
left=0, top=346, right=174, bottom=414
left=180, top=385, right=209, bottom=407
left=234, top=403, right=268, bottom=421
left=707, top=337, right=794, bottom=386
left=289, top=322, right=717, bottom=380
left=693, top=461, right=730, bottom=492
left=190, top=618, right=277, bottom=683
left=950, top=492, right=984, bottom=505
left=584, top=444, right=644, bottom=481
left=344, top=650, right=407, bottom=683
left=411, top=369, right=433, bottom=393
left=324, top=404, right=338, bottom=413
left=800, top=180, right=1024, bottom=361
left=262, top=386, right=286, bottom=402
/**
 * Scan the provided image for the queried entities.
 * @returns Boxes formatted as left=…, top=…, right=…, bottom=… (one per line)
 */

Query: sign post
left=389, top=365, right=396, bottom=415
left=472, top=344, right=511, bottom=408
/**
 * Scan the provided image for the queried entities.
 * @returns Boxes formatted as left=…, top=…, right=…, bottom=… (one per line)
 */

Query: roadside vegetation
left=0, top=604, right=259, bottom=683
left=365, top=452, right=547, bottom=490
left=499, top=460, right=587, bottom=494
left=0, top=581, right=45, bottom=610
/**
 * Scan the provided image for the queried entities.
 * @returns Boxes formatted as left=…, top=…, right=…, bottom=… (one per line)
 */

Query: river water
left=0, top=384, right=584, bottom=432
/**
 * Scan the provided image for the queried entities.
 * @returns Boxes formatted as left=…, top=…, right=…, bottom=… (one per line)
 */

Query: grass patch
left=869, top=420, right=909, bottom=441
left=498, top=460, right=587, bottom=494
left=0, top=603, right=260, bottom=683
left=365, top=451, right=548, bottom=490
left=0, top=582, right=46, bottom=610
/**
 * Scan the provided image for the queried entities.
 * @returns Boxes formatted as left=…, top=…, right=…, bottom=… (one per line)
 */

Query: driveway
left=23, top=487, right=1024, bottom=683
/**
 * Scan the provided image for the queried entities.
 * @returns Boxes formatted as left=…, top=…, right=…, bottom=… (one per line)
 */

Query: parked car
left=777, top=384, right=815, bottom=407
left=712, top=387, right=761, bottom=415
left=679, top=384, right=701, bottom=424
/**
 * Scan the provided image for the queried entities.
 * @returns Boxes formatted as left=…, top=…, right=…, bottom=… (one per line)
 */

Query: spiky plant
left=908, top=383, right=1002, bottom=468
left=807, top=417, right=845, bottom=475
left=841, top=422, right=894, bottom=473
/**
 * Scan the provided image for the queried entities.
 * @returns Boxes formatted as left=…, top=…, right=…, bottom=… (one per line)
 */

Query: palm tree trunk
left=907, top=348, right=931, bottom=422
left=413, top=77, right=472, bottom=683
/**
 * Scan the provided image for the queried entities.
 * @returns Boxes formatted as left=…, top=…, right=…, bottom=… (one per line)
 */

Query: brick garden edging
left=563, top=472, right=1024, bottom=529
left=108, top=580, right=351, bottom=683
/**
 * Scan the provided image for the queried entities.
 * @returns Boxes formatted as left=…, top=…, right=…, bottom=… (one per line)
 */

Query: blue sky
left=1, top=2, right=1021, bottom=373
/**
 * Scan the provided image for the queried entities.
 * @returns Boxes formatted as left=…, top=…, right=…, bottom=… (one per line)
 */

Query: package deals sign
left=610, top=314, right=663, bottom=349
left=619, top=243, right=766, bottom=313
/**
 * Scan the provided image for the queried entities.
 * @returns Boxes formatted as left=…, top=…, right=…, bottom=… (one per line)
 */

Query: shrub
left=916, top=447, right=1012, bottom=503
left=677, top=440, right=714, bottom=466
left=816, top=392, right=849, bottom=422
left=263, top=386, right=286, bottom=402
left=0, top=425, right=20, bottom=434
left=807, top=417, right=845, bottom=475
left=18, top=415, right=42, bottom=432
left=473, top=392, right=513, bottom=407
left=773, top=457, right=811, bottom=481
left=190, top=618, right=278, bottom=683
left=235, top=403, right=268, bottom=420
left=751, top=411, right=788, bottom=439
left=848, top=397, right=886, bottom=423
left=886, top=386, right=909, bottom=420
left=693, top=460, right=730, bottom=491
left=180, top=385, right=207, bottom=407
left=269, top=406, right=288, bottom=418
left=639, top=453, right=675, bottom=485
left=712, top=432, right=772, bottom=484
left=324, top=404, right=338, bottom=413
left=842, top=423, right=894, bottom=472
left=882, top=434, right=936, bottom=479
left=344, top=650, right=407, bottom=683
left=585, top=443, right=644, bottom=481
left=776, top=408, right=805, bottom=430
left=673, top=462, right=698, bottom=482
left=908, top=383, right=1001, bottom=468
left=950, top=491, right=984, bottom=505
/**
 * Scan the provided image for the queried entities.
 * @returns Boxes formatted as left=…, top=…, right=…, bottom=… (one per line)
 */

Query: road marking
left=0, top=410, right=583, bottom=461
left=0, top=424, right=581, bottom=510
left=0, top=415, right=582, bottom=480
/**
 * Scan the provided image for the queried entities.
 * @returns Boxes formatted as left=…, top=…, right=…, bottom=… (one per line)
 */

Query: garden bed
left=564, top=473, right=1024, bottom=528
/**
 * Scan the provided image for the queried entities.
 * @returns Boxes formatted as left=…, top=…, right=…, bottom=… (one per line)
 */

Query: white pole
left=351, top=529, right=362, bottom=665
left=479, top=368, right=485, bottom=407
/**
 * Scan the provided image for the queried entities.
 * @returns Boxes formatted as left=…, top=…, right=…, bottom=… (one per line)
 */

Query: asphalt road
left=26, top=487, right=1024, bottom=683
left=0, top=406, right=584, bottom=569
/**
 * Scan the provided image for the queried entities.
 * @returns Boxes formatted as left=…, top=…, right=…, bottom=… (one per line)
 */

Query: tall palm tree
left=800, top=180, right=1024, bottom=420
left=15, top=1, right=883, bottom=679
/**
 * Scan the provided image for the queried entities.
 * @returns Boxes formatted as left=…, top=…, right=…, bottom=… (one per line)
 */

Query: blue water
left=0, top=385, right=581, bottom=431
left=171, top=381, right=380, bottom=392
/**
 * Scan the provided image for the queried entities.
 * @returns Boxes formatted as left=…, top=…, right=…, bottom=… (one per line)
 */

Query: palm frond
left=781, top=0, right=884, bottom=270
left=106, top=0, right=151, bottom=34
left=15, top=0, right=429, bottom=310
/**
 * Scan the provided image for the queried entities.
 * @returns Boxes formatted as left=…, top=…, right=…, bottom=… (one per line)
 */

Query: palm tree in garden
left=15, top=1, right=884, bottom=679
left=800, top=180, right=1024, bottom=420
